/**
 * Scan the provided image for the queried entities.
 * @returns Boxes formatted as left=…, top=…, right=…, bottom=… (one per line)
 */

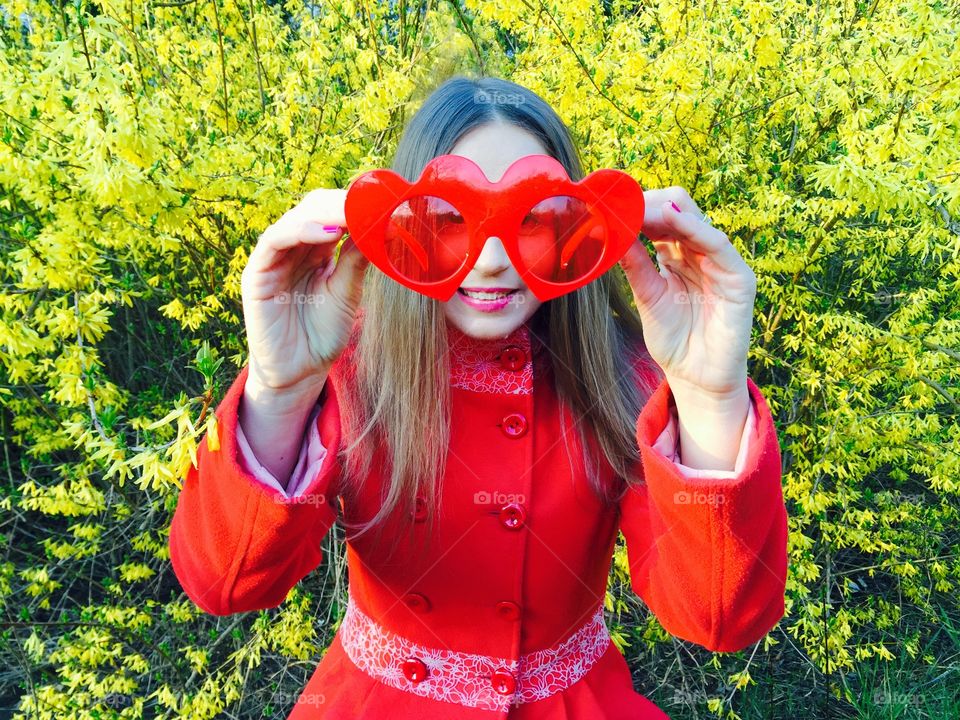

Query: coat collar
left=444, top=318, right=548, bottom=395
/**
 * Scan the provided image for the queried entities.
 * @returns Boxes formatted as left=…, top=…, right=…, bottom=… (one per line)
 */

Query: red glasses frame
left=342, top=153, right=645, bottom=302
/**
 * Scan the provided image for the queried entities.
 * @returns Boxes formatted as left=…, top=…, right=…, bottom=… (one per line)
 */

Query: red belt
left=338, top=591, right=611, bottom=711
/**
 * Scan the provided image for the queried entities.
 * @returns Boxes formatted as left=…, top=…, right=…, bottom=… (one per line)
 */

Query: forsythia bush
left=1, top=0, right=957, bottom=717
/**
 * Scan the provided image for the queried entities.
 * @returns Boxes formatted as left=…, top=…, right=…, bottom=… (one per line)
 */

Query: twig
left=211, top=0, right=230, bottom=134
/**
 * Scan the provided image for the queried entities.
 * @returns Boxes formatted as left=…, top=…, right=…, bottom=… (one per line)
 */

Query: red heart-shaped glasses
left=342, top=154, right=645, bottom=302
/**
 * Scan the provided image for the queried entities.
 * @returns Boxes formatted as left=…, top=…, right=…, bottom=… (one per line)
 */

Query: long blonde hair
left=334, top=75, right=661, bottom=548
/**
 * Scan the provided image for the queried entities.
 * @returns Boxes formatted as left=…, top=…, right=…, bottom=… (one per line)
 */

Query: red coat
left=169, top=314, right=788, bottom=719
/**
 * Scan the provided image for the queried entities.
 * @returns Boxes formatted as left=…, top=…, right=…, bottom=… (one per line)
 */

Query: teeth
left=462, top=289, right=513, bottom=300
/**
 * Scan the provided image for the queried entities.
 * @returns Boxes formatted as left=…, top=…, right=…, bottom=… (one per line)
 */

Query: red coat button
left=500, top=413, right=528, bottom=438
left=498, top=502, right=526, bottom=530
left=491, top=669, right=516, bottom=695
left=403, top=592, right=431, bottom=613
left=402, top=658, right=428, bottom=683
left=499, top=346, right=526, bottom=371
left=410, top=496, right=427, bottom=522
left=495, top=600, right=521, bottom=621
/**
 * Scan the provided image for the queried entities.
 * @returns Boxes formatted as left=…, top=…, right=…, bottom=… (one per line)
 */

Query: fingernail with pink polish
left=669, top=201, right=682, bottom=214
left=322, top=225, right=341, bottom=233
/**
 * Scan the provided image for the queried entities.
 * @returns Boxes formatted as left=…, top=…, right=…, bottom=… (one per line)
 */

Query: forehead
left=448, top=121, right=550, bottom=183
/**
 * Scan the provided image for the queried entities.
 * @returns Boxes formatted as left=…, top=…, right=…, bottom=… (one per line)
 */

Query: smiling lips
left=457, top=287, right=519, bottom=311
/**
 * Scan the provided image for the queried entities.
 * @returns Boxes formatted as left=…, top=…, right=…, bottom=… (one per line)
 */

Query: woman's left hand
left=618, top=187, right=756, bottom=402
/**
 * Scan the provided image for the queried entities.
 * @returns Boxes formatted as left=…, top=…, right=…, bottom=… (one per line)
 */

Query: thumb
left=327, top=235, right=370, bottom=302
left=618, top=239, right=664, bottom=312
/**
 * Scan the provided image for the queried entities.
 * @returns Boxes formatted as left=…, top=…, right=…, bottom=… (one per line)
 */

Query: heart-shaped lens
left=385, top=195, right=470, bottom=284
left=516, top=196, right=607, bottom=284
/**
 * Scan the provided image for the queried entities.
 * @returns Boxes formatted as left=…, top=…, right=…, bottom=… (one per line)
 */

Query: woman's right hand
left=240, top=188, right=370, bottom=394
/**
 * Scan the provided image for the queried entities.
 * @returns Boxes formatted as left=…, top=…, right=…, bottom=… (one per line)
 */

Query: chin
left=443, top=301, right=540, bottom=340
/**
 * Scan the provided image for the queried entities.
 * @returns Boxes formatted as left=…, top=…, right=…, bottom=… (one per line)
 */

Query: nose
left=472, top=236, right=512, bottom=276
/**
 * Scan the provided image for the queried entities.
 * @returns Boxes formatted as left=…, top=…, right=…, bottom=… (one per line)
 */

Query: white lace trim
left=338, top=594, right=611, bottom=710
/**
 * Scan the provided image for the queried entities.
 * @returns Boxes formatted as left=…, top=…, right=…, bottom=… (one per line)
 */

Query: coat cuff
left=236, top=399, right=329, bottom=498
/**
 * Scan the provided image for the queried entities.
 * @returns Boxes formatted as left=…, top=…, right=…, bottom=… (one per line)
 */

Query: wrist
left=664, top=376, right=751, bottom=472
left=244, top=368, right=327, bottom=414
left=664, top=373, right=750, bottom=414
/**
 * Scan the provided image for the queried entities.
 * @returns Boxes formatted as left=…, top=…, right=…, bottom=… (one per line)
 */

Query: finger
left=262, top=218, right=343, bottom=252
left=651, top=234, right=707, bottom=280
left=262, top=188, right=348, bottom=260
left=300, top=188, right=348, bottom=224
left=651, top=238, right=684, bottom=264
left=652, top=245, right=705, bottom=289
left=292, top=241, right=338, bottom=286
left=640, top=192, right=704, bottom=240
left=658, top=201, right=743, bottom=272
left=248, top=220, right=342, bottom=273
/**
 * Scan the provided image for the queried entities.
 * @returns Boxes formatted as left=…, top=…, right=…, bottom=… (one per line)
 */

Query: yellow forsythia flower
left=205, top=413, right=220, bottom=452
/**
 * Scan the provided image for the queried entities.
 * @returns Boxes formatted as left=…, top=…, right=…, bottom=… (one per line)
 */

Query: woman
left=168, top=75, right=788, bottom=719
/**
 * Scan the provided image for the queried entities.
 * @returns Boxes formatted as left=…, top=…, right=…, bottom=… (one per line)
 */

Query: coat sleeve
left=618, top=372, right=788, bottom=652
left=168, top=362, right=343, bottom=616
